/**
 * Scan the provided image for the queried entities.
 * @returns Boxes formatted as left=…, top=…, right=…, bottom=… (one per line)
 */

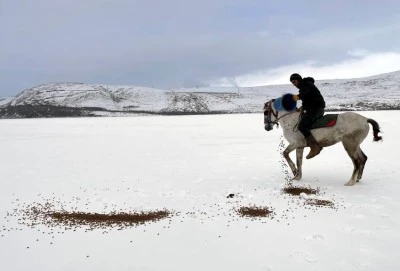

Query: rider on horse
left=290, top=73, right=326, bottom=159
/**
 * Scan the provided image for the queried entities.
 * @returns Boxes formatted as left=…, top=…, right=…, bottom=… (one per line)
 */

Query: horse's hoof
left=344, top=181, right=355, bottom=186
left=291, top=173, right=302, bottom=181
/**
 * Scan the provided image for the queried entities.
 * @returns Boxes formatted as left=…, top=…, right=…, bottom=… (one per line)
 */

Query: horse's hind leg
left=357, top=149, right=368, bottom=182
left=342, top=139, right=362, bottom=186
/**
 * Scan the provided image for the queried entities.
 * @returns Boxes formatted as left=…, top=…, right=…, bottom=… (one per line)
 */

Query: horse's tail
left=367, top=118, right=383, bottom=142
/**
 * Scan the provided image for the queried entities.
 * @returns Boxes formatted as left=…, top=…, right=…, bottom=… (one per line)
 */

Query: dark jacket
left=298, top=78, right=325, bottom=111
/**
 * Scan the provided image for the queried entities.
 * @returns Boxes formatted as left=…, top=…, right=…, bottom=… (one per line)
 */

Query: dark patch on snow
left=226, top=193, right=235, bottom=198
left=282, top=185, right=319, bottom=196
left=236, top=205, right=275, bottom=219
left=305, top=199, right=335, bottom=208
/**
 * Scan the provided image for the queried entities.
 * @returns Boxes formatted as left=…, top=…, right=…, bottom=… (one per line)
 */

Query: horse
left=263, top=98, right=382, bottom=186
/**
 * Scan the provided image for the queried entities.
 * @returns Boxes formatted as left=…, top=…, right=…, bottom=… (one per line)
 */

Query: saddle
left=311, top=114, right=338, bottom=129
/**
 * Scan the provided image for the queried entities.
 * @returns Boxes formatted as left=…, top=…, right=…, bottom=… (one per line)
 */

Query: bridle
left=264, top=100, right=280, bottom=128
left=264, top=99, right=301, bottom=129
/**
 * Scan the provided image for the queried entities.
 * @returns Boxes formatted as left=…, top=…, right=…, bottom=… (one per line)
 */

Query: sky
left=1, top=0, right=400, bottom=96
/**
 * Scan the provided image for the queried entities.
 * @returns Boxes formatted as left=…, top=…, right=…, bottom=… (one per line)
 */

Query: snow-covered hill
left=0, top=97, right=13, bottom=107
left=1, top=71, right=400, bottom=118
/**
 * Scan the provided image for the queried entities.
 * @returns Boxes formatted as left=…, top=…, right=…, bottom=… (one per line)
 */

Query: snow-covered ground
left=0, top=112, right=399, bottom=271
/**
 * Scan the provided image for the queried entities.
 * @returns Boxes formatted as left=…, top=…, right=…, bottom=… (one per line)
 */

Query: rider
left=290, top=73, right=326, bottom=159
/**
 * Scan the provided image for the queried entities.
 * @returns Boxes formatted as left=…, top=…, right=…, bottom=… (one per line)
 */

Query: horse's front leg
left=283, top=144, right=298, bottom=178
left=292, top=147, right=304, bottom=180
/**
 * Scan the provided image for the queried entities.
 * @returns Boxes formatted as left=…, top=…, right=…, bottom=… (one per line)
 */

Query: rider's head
left=290, top=73, right=302, bottom=88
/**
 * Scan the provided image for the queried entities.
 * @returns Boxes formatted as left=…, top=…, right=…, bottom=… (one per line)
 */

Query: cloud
left=209, top=51, right=400, bottom=87
left=1, top=1, right=400, bottom=96
left=347, top=48, right=369, bottom=57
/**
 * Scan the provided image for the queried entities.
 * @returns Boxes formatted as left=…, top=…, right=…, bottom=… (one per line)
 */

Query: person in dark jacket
left=290, top=73, right=325, bottom=159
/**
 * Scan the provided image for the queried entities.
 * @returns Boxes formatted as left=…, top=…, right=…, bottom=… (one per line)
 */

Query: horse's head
left=263, top=99, right=279, bottom=131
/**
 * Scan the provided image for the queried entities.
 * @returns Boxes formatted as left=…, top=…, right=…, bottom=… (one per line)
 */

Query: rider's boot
left=305, top=135, right=322, bottom=159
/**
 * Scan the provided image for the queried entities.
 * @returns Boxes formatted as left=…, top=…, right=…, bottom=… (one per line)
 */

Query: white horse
left=263, top=99, right=382, bottom=186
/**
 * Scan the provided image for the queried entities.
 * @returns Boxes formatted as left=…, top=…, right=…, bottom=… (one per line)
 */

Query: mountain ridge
left=1, top=71, right=400, bottom=118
